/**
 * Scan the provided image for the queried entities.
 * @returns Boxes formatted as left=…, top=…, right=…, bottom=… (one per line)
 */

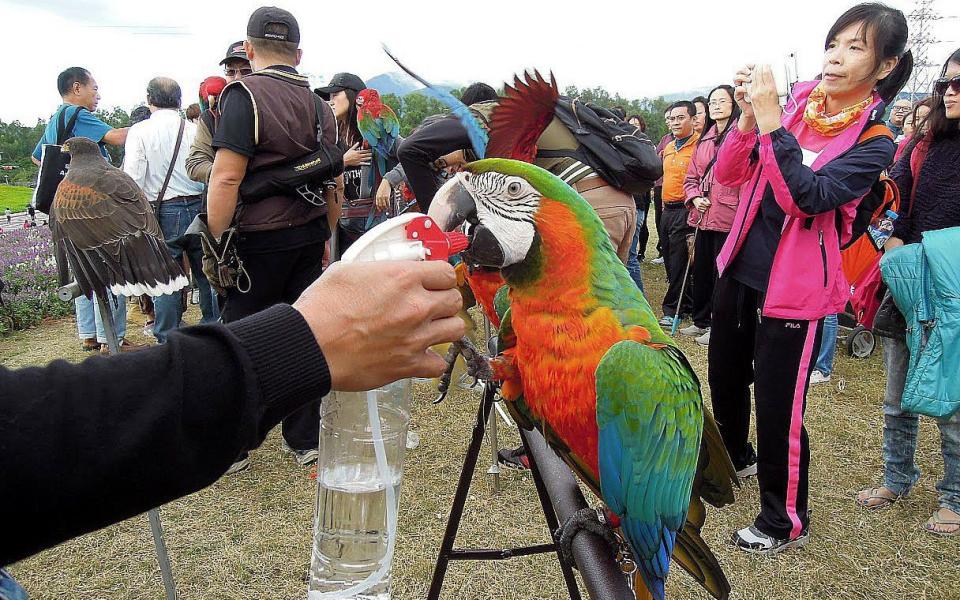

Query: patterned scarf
left=802, top=83, right=871, bottom=136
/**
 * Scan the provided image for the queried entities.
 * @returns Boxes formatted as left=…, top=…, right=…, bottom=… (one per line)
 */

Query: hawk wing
left=52, top=163, right=187, bottom=298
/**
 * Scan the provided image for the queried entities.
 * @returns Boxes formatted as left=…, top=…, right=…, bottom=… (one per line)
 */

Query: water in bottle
left=309, top=380, right=411, bottom=599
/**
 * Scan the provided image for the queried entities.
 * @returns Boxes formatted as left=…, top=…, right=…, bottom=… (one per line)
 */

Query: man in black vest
left=208, top=6, right=340, bottom=472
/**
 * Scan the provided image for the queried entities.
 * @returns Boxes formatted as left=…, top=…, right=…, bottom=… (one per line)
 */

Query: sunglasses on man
left=225, top=67, right=253, bottom=77
left=934, top=75, right=960, bottom=96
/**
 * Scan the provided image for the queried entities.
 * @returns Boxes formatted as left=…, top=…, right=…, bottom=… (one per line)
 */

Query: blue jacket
left=880, top=226, right=960, bottom=418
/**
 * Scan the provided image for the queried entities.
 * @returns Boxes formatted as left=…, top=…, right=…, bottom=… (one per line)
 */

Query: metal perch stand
left=59, top=282, right=178, bottom=600
left=427, top=382, right=635, bottom=600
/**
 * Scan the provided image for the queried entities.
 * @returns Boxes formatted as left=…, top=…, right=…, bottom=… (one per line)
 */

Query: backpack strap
left=857, top=123, right=894, bottom=144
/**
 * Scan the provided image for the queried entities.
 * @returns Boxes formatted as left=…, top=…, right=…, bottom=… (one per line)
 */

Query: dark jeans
left=154, top=197, right=217, bottom=343
left=634, top=190, right=653, bottom=261
left=221, top=239, right=327, bottom=451
left=708, top=275, right=824, bottom=540
left=660, top=203, right=693, bottom=318
left=691, top=229, right=727, bottom=328
left=652, top=186, right=664, bottom=257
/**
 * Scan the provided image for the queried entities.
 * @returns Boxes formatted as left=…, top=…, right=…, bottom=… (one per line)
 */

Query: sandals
left=856, top=486, right=904, bottom=510
left=924, top=508, right=960, bottom=537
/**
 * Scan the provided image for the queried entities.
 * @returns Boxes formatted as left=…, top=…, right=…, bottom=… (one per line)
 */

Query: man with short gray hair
left=124, top=77, right=218, bottom=343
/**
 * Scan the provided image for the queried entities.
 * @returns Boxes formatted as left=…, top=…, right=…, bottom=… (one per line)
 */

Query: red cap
left=404, top=216, right=470, bottom=261
left=199, top=76, right=227, bottom=101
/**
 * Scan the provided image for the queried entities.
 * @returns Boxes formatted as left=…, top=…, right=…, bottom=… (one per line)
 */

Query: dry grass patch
left=5, top=238, right=960, bottom=599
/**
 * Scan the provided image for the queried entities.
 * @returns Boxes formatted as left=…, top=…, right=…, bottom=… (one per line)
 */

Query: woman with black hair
left=679, top=85, right=741, bottom=345
left=709, top=2, right=913, bottom=554
left=316, top=73, right=395, bottom=252
left=856, top=48, right=960, bottom=537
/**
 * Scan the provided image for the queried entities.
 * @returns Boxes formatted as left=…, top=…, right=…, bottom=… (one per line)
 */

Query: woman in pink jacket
left=678, top=84, right=741, bottom=345
left=709, top=3, right=913, bottom=555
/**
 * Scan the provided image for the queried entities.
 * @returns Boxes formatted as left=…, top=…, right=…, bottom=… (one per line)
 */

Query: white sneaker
left=736, top=462, right=758, bottom=478
left=225, top=456, right=250, bottom=475
left=809, top=370, right=831, bottom=385
left=679, top=324, right=708, bottom=337
left=696, top=329, right=711, bottom=346
left=650, top=256, right=665, bottom=265
left=731, top=525, right=810, bottom=556
left=658, top=315, right=675, bottom=327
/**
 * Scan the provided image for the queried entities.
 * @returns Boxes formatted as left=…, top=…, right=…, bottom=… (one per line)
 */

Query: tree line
left=0, top=86, right=672, bottom=185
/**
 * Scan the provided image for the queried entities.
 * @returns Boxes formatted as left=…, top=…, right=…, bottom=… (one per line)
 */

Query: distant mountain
left=365, top=72, right=464, bottom=97
left=659, top=87, right=714, bottom=102
left=365, top=72, right=420, bottom=97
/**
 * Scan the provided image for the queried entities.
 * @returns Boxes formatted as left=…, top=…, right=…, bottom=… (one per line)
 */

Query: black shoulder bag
left=34, top=106, right=84, bottom=214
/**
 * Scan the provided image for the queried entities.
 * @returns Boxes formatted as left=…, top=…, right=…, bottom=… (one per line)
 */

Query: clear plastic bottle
left=309, top=380, right=411, bottom=599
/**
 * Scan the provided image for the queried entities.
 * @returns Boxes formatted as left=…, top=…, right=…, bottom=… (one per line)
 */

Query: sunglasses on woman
left=934, top=75, right=960, bottom=96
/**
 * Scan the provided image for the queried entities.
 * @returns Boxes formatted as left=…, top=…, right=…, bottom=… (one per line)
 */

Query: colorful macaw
left=429, top=73, right=737, bottom=600
left=356, top=88, right=400, bottom=184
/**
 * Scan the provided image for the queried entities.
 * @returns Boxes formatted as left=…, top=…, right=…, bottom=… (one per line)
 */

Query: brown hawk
left=52, top=136, right=188, bottom=298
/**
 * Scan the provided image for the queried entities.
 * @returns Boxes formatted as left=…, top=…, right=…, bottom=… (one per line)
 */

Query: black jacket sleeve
left=765, top=127, right=895, bottom=217
left=397, top=117, right=471, bottom=211
left=889, top=147, right=915, bottom=243
left=0, top=304, right=330, bottom=566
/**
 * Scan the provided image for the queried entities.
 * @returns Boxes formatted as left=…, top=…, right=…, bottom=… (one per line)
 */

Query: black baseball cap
left=314, top=73, right=366, bottom=100
left=219, top=40, right=249, bottom=66
left=247, top=7, right=300, bottom=44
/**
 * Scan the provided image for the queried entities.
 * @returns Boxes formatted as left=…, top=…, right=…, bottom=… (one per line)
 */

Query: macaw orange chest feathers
left=505, top=199, right=652, bottom=477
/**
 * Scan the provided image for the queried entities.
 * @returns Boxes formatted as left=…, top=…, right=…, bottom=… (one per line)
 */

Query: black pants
left=652, top=186, right=664, bottom=257
left=691, top=229, right=728, bottom=328
left=222, top=241, right=326, bottom=451
left=635, top=191, right=652, bottom=260
left=660, top=203, right=693, bottom=318
left=708, top=275, right=824, bottom=540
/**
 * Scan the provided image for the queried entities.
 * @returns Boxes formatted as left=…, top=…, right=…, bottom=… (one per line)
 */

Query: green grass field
left=0, top=185, right=33, bottom=212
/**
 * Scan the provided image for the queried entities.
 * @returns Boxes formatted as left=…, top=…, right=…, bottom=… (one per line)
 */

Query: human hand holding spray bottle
left=309, top=214, right=467, bottom=599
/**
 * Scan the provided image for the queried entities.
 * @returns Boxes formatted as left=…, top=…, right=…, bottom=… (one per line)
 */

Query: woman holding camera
left=708, top=2, right=912, bottom=554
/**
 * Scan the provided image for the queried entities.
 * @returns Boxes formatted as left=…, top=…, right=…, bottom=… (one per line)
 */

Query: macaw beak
left=428, top=173, right=507, bottom=268
left=428, top=174, right=475, bottom=232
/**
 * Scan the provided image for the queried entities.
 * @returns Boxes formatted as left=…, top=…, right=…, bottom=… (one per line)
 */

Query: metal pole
left=95, top=291, right=178, bottom=600
left=671, top=211, right=704, bottom=336
left=482, top=316, right=501, bottom=493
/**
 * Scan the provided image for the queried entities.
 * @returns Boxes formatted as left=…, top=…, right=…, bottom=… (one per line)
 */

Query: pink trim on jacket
left=713, top=80, right=885, bottom=320
left=683, top=124, right=741, bottom=231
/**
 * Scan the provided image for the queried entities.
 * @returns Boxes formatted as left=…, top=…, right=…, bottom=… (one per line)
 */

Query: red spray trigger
left=404, top=216, right=469, bottom=261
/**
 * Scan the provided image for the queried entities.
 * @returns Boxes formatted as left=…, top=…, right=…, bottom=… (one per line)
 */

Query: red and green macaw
left=431, top=73, right=737, bottom=600
left=356, top=88, right=400, bottom=182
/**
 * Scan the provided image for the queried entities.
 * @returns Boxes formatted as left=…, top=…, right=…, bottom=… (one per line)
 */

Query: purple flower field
left=0, top=226, right=72, bottom=334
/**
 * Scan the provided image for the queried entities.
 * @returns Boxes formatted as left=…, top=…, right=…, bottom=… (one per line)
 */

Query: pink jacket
left=714, top=80, right=894, bottom=320
left=683, top=124, right=741, bottom=231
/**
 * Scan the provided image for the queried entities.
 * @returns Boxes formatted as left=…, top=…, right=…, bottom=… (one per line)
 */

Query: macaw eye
left=507, top=181, right=523, bottom=197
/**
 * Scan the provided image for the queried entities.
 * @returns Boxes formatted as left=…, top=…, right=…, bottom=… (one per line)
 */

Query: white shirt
left=123, top=109, right=204, bottom=202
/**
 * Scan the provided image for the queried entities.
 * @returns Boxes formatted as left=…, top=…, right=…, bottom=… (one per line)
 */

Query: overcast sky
left=1, top=0, right=954, bottom=124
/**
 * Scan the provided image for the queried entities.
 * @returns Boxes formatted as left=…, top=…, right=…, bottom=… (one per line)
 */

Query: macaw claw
left=434, top=336, right=494, bottom=404
left=556, top=507, right=621, bottom=568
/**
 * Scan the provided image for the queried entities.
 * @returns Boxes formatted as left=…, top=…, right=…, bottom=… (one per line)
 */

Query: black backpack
left=538, top=97, right=663, bottom=195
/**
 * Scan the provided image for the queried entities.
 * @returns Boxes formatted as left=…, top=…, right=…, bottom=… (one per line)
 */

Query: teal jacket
left=880, top=226, right=960, bottom=418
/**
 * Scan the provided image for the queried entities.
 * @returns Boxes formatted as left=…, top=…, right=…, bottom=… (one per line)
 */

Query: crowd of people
left=1, top=1, right=959, bottom=596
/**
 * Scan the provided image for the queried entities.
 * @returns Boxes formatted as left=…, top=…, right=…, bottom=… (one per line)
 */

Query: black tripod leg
left=427, top=383, right=496, bottom=600
left=520, top=428, right=583, bottom=600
